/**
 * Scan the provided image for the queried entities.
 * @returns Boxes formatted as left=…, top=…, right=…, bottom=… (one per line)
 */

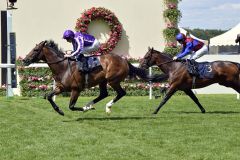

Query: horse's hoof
left=78, top=107, right=85, bottom=112
left=106, top=107, right=111, bottom=115
left=58, top=110, right=65, bottom=116
left=201, top=110, right=206, bottom=113
left=152, top=110, right=159, bottom=115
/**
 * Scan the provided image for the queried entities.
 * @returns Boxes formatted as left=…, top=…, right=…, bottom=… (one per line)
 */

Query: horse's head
left=23, top=41, right=47, bottom=66
left=139, top=47, right=158, bottom=69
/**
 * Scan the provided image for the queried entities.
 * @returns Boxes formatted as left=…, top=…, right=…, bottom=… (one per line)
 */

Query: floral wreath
left=75, top=7, right=122, bottom=54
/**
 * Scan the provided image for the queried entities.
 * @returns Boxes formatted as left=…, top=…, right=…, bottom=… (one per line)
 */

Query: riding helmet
left=176, top=33, right=186, bottom=41
left=63, top=30, right=75, bottom=39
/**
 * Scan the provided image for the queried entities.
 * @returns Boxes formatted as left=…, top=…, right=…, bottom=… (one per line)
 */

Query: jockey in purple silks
left=63, top=29, right=100, bottom=72
left=173, top=33, right=208, bottom=60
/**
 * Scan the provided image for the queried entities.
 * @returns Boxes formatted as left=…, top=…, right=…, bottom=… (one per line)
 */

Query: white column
left=6, top=10, right=13, bottom=97
left=149, top=67, right=152, bottom=100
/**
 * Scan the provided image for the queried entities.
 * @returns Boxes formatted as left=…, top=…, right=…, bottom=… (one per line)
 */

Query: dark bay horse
left=140, top=47, right=240, bottom=114
left=22, top=40, right=149, bottom=116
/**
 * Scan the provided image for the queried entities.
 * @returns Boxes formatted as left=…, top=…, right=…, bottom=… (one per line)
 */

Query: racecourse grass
left=0, top=95, right=239, bottom=160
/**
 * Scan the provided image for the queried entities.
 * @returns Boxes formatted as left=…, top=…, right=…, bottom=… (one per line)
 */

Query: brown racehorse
left=140, top=47, right=240, bottom=114
left=22, top=40, right=150, bottom=116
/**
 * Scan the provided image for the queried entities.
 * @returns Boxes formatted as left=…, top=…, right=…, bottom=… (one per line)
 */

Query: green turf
left=0, top=95, right=239, bottom=160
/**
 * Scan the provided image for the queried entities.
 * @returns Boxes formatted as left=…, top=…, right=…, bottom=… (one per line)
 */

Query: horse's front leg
left=46, top=87, right=64, bottom=116
left=153, top=85, right=177, bottom=114
left=69, top=89, right=84, bottom=112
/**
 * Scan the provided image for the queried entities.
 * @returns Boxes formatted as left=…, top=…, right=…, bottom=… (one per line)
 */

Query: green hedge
left=17, top=60, right=170, bottom=97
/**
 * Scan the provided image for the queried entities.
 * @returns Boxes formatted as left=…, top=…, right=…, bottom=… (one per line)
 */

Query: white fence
left=193, top=55, right=240, bottom=99
left=1, top=55, right=240, bottom=100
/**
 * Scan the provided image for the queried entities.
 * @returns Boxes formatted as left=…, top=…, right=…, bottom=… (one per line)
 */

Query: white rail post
left=149, top=67, right=152, bottom=100
left=53, top=80, right=56, bottom=101
left=6, top=10, right=13, bottom=97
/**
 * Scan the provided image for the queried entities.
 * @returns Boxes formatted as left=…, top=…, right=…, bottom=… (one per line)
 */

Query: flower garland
left=163, top=0, right=182, bottom=55
left=75, top=7, right=122, bottom=54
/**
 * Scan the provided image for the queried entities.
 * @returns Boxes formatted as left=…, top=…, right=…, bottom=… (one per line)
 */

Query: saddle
left=77, top=55, right=101, bottom=73
left=181, top=59, right=214, bottom=79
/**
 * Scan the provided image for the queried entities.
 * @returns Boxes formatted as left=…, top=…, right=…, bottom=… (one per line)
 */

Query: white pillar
left=149, top=67, right=152, bottom=100
left=53, top=80, right=56, bottom=101
left=6, top=10, right=13, bottom=97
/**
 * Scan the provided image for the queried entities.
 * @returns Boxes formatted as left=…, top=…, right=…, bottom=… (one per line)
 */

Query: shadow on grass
left=168, top=111, right=240, bottom=114
left=62, top=116, right=162, bottom=122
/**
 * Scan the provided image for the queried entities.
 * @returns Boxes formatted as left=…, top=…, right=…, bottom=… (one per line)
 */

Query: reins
left=158, top=60, right=175, bottom=66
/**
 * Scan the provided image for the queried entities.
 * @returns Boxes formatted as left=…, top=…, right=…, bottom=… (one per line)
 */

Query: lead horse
left=140, top=47, right=240, bottom=114
left=23, top=40, right=150, bottom=116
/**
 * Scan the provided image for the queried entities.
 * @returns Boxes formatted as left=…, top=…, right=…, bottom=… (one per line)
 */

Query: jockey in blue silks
left=173, top=33, right=208, bottom=60
left=63, top=29, right=100, bottom=72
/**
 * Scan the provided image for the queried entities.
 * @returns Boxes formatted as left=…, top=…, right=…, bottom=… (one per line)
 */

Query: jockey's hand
left=173, top=56, right=178, bottom=60
left=65, top=50, right=72, bottom=55
left=64, top=54, right=71, bottom=58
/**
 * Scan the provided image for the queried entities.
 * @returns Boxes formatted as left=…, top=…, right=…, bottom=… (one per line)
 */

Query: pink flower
left=167, top=3, right=177, bottom=9
left=38, top=85, right=48, bottom=91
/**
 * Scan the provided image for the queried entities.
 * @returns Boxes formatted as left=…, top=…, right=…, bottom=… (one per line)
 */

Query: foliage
left=163, top=0, right=182, bottom=56
left=0, top=85, right=6, bottom=96
left=18, top=64, right=53, bottom=97
left=184, top=28, right=228, bottom=40
left=0, top=95, right=239, bottom=160
left=163, top=8, right=181, bottom=24
left=75, top=7, right=122, bottom=54
left=17, top=59, right=168, bottom=97
left=163, top=27, right=179, bottom=41
left=164, top=46, right=181, bottom=56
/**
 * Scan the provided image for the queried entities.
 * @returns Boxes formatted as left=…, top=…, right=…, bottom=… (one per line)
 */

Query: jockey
left=63, top=29, right=100, bottom=72
left=173, top=33, right=208, bottom=60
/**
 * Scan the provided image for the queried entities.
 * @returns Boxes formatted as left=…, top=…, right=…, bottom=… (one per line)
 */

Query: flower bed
left=16, top=57, right=167, bottom=97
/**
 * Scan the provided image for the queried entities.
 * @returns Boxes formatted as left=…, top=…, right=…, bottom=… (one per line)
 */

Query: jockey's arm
left=176, top=42, right=193, bottom=59
left=65, top=37, right=84, bottom=57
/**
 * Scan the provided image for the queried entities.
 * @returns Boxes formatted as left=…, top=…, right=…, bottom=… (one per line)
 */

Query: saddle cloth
left=87, top=56, right=101, bottom=70
left=186, top=59, right=214, bottom=79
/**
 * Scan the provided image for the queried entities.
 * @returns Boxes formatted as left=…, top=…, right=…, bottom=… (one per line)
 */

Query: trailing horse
left=22, top=40, right=151, bottom=116
left=140, top=47, right=240, bottom=114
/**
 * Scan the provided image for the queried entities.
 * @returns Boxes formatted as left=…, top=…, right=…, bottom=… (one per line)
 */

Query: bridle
left=29, top=41, right=67, bottom=65
left=142, top=49, right=174, bottom=68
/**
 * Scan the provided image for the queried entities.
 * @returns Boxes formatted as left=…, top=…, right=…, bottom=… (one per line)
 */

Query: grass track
left=0, top=95, right=239, bottom=160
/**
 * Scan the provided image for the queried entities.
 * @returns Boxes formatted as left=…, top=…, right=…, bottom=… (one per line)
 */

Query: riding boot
left=77, top=61, right=84, bottom=71
left=82, top=57, right=89, bottom=73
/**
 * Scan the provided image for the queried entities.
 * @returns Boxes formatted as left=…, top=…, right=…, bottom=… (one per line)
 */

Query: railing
left=0, top=63, right=239, bottom=100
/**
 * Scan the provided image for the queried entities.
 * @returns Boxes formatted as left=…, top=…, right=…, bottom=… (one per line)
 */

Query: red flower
left=75, top=7, right=122, bottom=54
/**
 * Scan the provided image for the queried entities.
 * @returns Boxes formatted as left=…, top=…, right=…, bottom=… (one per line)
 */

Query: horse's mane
left=45, top=40, right=65, bottom=58
left=152, top=49, right=173, bottom=59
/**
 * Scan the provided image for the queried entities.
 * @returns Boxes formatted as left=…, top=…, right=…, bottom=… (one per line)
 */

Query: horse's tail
left=127, top=62, right=148, bottom=79
left=127, top=62, right=168, bottom=82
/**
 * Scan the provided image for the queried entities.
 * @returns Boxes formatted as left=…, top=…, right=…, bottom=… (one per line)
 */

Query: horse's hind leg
left=105, top=83, right=126, bottom=114
left=46, top=87, right=64, bottom=116
left=184, top=89, right=206, bottom=113
left=69, top=89, right=84, bottom=112
left=82, top=81, right=109, bottom=112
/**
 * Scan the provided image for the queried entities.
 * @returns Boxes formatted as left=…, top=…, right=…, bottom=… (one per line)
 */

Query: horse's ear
left=151, top=47, right=154, bottom=51
left=148, top=47, right=151, bottom=51
left=43, top=40, right=47, bottom=45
